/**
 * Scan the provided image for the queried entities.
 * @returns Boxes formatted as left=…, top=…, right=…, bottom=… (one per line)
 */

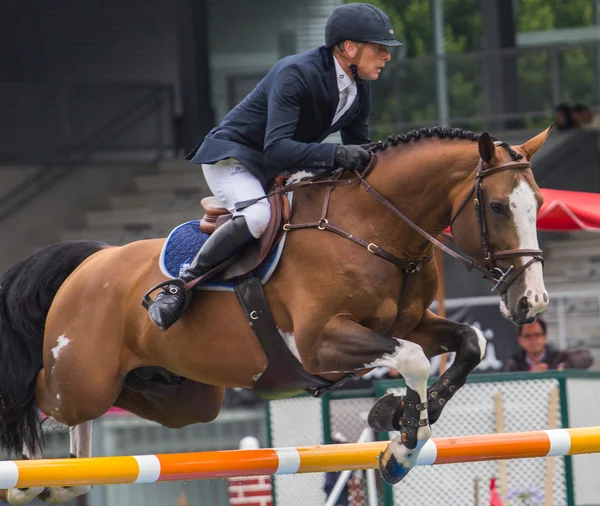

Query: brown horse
left=0, top=126, right=550, bottom=503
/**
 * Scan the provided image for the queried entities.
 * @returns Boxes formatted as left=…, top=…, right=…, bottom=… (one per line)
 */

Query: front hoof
left=378, top=443, right=412, bottom=485
left=368, top=393, right=403, bottom=432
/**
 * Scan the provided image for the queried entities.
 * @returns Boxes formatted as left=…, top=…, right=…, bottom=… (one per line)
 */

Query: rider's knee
left=244, top=201, right=272, bottom=238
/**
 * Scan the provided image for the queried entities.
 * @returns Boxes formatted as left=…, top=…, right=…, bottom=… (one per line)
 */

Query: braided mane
left=369, top=126, right=522, bottom=160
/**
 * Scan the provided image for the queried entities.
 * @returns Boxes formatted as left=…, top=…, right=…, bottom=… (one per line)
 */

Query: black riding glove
left=334, top=145, right=370, bottom=171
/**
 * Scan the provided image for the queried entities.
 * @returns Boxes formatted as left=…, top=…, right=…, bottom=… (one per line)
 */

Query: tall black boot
left=147, top=217, right=255, bottom=331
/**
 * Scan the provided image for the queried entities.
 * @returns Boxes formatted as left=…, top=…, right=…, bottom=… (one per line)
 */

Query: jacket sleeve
left=563, top=348, right=594, bottom=369
left=503, top=359, right=517, bottom=372
left=340, top=83, right=372, bottom=145
left=264, top=66, right=337, bottom=170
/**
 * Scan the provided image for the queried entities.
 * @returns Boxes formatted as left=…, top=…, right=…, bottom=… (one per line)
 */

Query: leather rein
left=235, top=147, right=543, bottom=294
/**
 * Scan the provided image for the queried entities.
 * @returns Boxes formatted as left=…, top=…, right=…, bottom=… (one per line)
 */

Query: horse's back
left=63, top=238, right=165, bottom=289
left=47, top=238, right=166, bottom=346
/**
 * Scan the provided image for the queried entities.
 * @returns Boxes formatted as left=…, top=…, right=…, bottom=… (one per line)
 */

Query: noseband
left=446, top=154, right=544, bottom=294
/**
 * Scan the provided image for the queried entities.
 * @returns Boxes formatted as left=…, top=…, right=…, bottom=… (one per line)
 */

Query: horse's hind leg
left=37, top=421, right=93, bottom=504
left=0, top=442, right=45, bottom=505
left=0, top=422, right=93, bottom=505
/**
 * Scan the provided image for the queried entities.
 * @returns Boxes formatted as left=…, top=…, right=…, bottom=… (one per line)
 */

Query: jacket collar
left=320, top=47, right=339, bottom=121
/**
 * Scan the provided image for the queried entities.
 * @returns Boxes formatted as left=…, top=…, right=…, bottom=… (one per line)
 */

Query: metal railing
left=0, top=82, right=175, bottom=223
left=0, top=82, right=175, bottom=162
left=370, top=40, right=600, bottom=137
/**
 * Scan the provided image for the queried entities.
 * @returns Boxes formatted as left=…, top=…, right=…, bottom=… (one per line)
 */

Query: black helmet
left=325, top=3, right=402, bottom=48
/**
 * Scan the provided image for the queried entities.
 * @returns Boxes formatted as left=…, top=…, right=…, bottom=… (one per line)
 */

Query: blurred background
left=2, top=0, right=600, bottom=504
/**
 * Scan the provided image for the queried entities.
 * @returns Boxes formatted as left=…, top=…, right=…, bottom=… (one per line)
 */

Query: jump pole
left=1, top=427, right=599, bottom=489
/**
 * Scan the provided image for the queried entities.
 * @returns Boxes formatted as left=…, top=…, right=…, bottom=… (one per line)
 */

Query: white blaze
left=507, top=179, right=548, bottom=314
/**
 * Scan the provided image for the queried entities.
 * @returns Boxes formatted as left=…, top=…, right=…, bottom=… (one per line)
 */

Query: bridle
left=234, top=143, right=544, bottom=296
left=444, top=147, right=544, bottom=294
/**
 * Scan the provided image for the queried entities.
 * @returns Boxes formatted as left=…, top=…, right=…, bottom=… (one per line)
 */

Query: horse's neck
left=289, top=142, right=478, bottom=261
left=365, top=142, right=479, bottom=257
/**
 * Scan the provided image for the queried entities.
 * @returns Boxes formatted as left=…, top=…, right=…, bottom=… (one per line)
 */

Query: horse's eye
left=489, top=202, right=507, bottom=215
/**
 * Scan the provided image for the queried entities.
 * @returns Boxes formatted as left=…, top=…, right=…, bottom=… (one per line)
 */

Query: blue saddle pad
left=159, top=220, right=287, bottom=291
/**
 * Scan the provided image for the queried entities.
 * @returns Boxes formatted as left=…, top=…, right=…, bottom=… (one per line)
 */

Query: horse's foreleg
left=0, top=441, right=45, bottom=505
left=369, top=310, right=486, bottom=431
left=37, top=421, right=93, bottom=504
left=299, top=317, right=431, bottom=485
left=420, top=313, right=486, bottom=425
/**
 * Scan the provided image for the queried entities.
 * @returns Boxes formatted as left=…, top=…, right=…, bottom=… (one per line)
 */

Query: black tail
left=0, top=240, right=107, bottom=456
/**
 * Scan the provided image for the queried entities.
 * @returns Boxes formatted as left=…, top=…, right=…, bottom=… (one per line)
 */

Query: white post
left=366, top=467, right=379, bottom=506
left=325, top=428, right=373, bottom=506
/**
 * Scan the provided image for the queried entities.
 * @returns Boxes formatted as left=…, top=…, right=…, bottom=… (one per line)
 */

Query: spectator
left=572, top=103, right=599, bottom=130
left=553, top=103, right=574, bottom=131
left=504, top=317, right=593, bottom=372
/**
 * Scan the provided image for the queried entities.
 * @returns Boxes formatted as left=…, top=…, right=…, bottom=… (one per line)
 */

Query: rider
left=146, top=2, right=402, bottom=331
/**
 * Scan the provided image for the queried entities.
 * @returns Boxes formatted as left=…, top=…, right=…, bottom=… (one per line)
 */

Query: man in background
left=504, top=317, right=593, bottom=372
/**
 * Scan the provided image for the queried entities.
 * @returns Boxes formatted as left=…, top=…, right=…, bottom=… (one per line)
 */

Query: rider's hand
left=334, top=145, right=370, bottom=171
left=531, top=362, right=548, bottom=372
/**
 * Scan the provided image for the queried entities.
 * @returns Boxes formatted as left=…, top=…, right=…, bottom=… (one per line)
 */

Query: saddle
left=144, top=171, right=352, bottom=399
left=186, top=177, right=291, bottom=288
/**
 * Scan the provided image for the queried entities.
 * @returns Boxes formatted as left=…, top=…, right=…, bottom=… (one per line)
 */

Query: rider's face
left=357, top=43, right=391, bottom=80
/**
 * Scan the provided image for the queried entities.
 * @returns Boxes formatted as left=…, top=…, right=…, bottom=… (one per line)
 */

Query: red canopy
left=537, top=188, right=600, bottom=231
left=444, top=188, right=600, bottom=234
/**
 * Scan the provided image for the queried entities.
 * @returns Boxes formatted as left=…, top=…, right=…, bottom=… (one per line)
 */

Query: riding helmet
left=325, top=3, right=402, bottom=48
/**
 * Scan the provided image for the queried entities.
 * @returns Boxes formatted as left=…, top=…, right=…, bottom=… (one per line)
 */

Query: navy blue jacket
left=187, top=46, right=372, bottom=184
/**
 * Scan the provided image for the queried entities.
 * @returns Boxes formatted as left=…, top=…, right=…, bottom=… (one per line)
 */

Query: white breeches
left=202, top=158, right=271, bottom=239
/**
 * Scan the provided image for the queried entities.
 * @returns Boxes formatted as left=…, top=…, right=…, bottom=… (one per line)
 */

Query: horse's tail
left=0, top=240, right=107, bottom=456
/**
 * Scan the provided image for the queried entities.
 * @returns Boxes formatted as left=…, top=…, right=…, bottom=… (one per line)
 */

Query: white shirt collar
left=333, top=55, right=355, bottom=93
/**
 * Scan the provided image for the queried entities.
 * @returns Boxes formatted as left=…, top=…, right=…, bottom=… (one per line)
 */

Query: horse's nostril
left=519, top=296, right=532, bottom=312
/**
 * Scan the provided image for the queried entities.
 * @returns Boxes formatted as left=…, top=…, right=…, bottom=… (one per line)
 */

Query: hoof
left=368, top=393, right=404, bottom=432
left=378, top=443, right=412, bottom=485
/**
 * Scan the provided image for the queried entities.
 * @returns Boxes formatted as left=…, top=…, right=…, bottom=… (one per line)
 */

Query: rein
left=353, top=155, right=542, bottom=294
left=235, top=147, right=543, bottom=293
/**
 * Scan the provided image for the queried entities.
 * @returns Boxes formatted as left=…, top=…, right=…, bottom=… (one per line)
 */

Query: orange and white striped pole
left=0, top=427, right=599, bottom=488
left=228, top=437, right=272, bottom=506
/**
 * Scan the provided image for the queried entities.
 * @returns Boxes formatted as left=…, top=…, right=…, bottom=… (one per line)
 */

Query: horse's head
left=449, top=128, right=551, bottom=325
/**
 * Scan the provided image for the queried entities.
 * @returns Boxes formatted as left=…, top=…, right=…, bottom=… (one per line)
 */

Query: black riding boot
left=148, top=216, right=255, bottom=331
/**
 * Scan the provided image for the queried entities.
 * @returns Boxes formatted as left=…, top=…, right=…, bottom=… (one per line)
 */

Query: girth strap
left=234, top=275, right=355, bottom=399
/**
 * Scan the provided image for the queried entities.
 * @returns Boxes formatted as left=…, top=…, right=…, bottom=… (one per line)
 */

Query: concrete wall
left=0, top=163, right=149, bottom=273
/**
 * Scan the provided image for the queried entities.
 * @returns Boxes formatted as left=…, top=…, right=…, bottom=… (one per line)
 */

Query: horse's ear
left=478, top=132, right=499, bottom=165
left=517, top=125, right=553, bottom=160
